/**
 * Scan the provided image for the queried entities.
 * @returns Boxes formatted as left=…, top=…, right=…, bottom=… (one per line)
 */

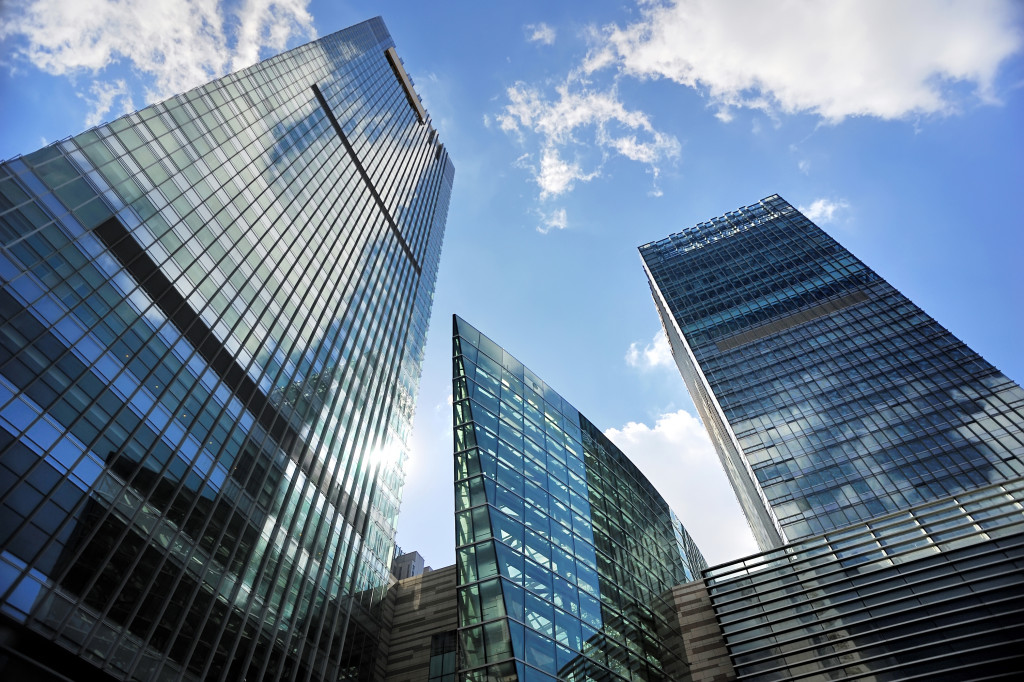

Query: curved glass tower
left=0, top=17, right=453, bottom=681
left=451, top=316, right=707, bottom=682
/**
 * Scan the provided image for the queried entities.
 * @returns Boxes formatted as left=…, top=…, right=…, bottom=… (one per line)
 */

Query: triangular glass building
left=451, top=315, right=707, bottom=681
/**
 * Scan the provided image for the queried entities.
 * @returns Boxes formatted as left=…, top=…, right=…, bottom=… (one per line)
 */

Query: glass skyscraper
left=451, top=315, right=707, bottom=682
left=640, top=195, right=1024, bottom=551
left=0, top=17, right=453, bottom=682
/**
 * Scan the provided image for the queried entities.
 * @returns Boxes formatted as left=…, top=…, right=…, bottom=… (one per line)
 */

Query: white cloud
left=799, top=198, right=849, bottom=224
left=797, top=159, right=811, bottom=174
left=526, top=22, right=556, bottom=46
left=79, top=79, right=134, bottom=127
left=713, top=107, right=734, bottom=123
left=497, top=80, right=679, bottom=199
left=231, top=0, right=314, bottom=72
left=625, top=329, right=673, bottom=369
left=496, top=1, right=1020, bottom=205
left=591, top=0, right=1022, bottom=122
left=537, top=147, right=600, bottom=199
left=605, top=410, right=759, bottom=565
left=1, top=0, right=315, bottom=123
left=537, top=207, right=568, bottom=234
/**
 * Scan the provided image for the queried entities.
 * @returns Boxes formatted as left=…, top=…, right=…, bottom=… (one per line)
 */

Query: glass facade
left=452, top=315, right=707, bottom=682
left=705, top=477, right=1024, bottom=680
left=0, top=17, right=453, bottom=682
left=640, top=195, right=1024, bottom=550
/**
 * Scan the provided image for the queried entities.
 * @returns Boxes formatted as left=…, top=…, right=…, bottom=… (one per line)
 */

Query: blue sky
left=2, top=0, right=1022, bottom=567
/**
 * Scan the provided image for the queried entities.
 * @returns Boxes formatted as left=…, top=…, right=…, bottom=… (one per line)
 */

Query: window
left=428, top=630, right=457, bottom=682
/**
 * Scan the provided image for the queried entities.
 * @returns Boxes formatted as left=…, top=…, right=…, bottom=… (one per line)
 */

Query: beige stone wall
left=377, top=568, right=734, bottom=682
left=382, top=564, right=458, bottom=681
left=671, top=581, right=735, bottom=682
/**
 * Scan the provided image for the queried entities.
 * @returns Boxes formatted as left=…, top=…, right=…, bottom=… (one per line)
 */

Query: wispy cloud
left=497, top=1, right=1021, bottom=208
left=1, top=0, right=315, bottom=126
left=799, top=198, right=849, bottom=224
left=605, top=409, right=758, bottom=564
left=589, top=0, right=1022, bottom=123
left=525, top=22, right=556, bottom=46
left=497, top=80, right=679, bottom=199
left=79, top=79, right=134, bottom=127
left=625, top=329, right=673, bottom=369
left=231, top=0, right=315, bottom=72
left=537, top=147, right=601, bottom=199
left=537, top=207, right=568, bottom=234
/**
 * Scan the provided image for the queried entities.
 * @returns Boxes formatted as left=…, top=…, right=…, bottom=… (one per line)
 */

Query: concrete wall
left=670, top=581, right=735, bottom=682
left=382, top=563, right=458, bottom=681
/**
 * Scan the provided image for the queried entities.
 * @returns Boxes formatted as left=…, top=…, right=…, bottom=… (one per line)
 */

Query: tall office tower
left=451, top=316, right=708, bottom=682
left=0, top=17, right=453, bottom=682
left=640, top=195, right=1024, bottom=551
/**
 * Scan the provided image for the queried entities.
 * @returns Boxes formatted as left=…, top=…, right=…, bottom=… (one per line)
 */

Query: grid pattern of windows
left=0, top=17, right=453, bottom=682
left=704, top=477, right=1024, bottom=680
left=452, top=316, right=707, bottom=682
left=641, top=195, right=1024, bottom=550
left=428, top=630, right=458, bottom=682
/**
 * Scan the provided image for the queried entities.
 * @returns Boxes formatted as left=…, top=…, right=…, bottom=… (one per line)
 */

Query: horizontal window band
left=715, top=290, right=870, bottom=352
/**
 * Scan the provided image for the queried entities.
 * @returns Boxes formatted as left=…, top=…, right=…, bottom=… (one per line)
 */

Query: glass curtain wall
left=641, top=195, right=1024, bottom=550
left=451, top=315, right=707, bottom=682
left=0, top=17, right=453, bottom=682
